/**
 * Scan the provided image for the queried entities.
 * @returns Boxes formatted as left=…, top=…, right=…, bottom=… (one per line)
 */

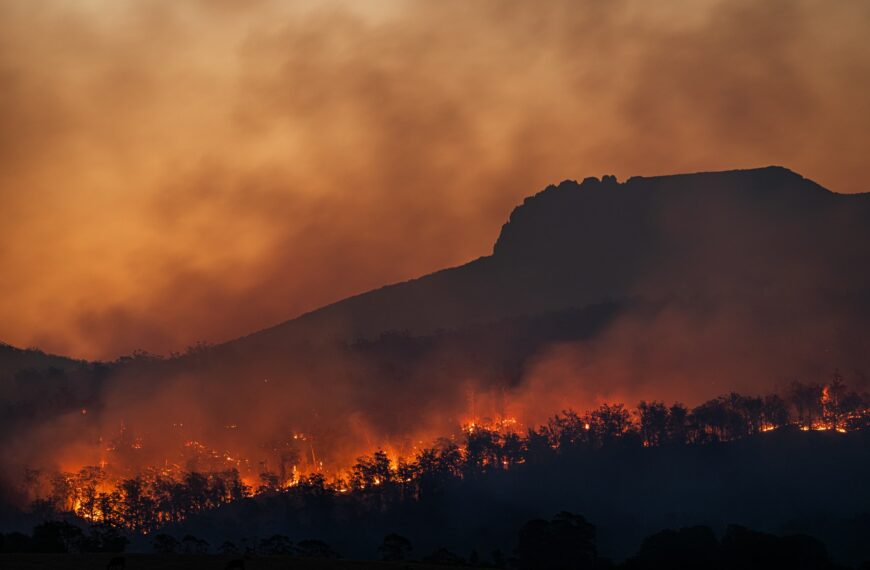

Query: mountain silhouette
left=4, top=165, right=870, bottom=448
left=229, top=166, right=870, bottom=355
left=0, top=341, right=83, bottom=377
left=7, top=165, right=866, bottom=366
left=6, top=166, right=870, bottom=400
left=3, top=166, right=870, bottom=567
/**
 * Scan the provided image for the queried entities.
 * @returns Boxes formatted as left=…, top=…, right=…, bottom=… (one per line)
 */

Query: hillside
left=230, top=166, right=870, bottom=355
left=3, top=166, right=870, bottom=526
left=0, top=341, right=84, bottom=378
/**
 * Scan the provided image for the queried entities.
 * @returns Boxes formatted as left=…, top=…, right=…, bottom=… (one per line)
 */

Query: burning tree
left=22, top=372, right=870, bottom=534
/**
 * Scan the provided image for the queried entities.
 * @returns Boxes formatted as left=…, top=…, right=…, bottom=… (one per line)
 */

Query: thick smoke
left=1, top=0, right=869, bottom=359
left=2, top=0, right=870, bottom=514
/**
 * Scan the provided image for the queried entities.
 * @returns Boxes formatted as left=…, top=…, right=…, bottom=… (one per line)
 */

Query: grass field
left=0, top=554, right=467, bottom=570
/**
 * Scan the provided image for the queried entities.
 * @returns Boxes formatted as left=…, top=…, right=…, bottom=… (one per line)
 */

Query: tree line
left=0, top=515, right=850, bottom=570
left=25, top=374, right=870, bottom=534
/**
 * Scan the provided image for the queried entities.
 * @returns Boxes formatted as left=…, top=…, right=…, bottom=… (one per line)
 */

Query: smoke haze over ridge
left=1, top=0, right=869, bottom=359
left=3, top=166, right=870, bottom=502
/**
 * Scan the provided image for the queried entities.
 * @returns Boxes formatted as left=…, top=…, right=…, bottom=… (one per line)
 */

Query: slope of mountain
left=232, top=166, right=870, bottom=354
left=4, top=166, right=869, bottom=428
left=3, top=166, right=870, bottom=538
left=0, top=341, right=84, bottom=379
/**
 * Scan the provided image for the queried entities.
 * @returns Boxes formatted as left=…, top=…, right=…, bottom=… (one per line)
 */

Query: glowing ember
left=18, top=379, right=869, bottom=533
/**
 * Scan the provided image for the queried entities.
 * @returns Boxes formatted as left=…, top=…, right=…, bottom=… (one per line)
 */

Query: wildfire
left=794, top=380, right=864, bottom=433
left=462, top=415, right=520, bottom=435
left=19, top=377, right=869, bottom=534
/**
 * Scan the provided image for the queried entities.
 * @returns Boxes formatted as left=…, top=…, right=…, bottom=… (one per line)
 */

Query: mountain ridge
left=5, top=165, right=869, bottom=366
left=4, top=165, right=870, bottom=501
left=229, top=165, right=870, bottom=355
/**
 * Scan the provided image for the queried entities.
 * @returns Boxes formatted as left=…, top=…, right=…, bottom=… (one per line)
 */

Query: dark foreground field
left=0, top=554, right=461, bottom=570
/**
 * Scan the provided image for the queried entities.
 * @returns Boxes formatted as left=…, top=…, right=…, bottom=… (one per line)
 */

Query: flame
left=461, top=415, right=520, bottom=435
left=20, top=381, right=868, bottom=533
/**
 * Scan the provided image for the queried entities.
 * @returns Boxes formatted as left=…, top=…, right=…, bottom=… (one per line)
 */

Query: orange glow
left=25, top=380, right=865, bottom=533
left=1, top=0, right=869, bottom=359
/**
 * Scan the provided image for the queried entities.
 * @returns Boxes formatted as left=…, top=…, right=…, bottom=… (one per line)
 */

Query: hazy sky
left=1, top=0, right=868, bottom=360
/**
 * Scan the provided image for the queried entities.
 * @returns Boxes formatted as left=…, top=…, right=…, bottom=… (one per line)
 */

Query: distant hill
left=155, top=165, right=870, bottom=440
left=9, top=166, right=869, bottom=372
left=0, top=341, right=83, bottom=378
left=3, top=166, right=870, bottom=490
left=7, top=165, right=868, bottom=412
left=230, top=166, right=870, bottom=354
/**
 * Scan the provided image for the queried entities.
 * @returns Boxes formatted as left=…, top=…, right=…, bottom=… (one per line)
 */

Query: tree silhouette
left=516, top=512, right=596, bottom=570
left=464, top=427, right=502, bottom=474
left=789, top=381, right=824, bottom=429
left=182, top=534, right=209, bottom=554
left=590, top=403, right=633, bottom=446
left=625, top=526, right=719, bottom=569
left=258, top=534, right=292, bottom=555
left=152, top=533, right=179, bottom=554
left=666, top=403, right=689, bottom=445
left=525, top=427, right=555, bottom=464
left=84, top=524, right=128, bottom=553
left=721, top=525, right=833, bottom=570
left=296, top=538, right=337, bottom=558
left=638, top=401, right=669, bottom=447
left=378, top=533, right=412, bottom=561
left=762, top=394, right=791, bottom=429
left=31, top=521, right=83, bottom=553
left=501, top=431, right=526, bottom=467
left=423, top=547, right=466, bottom=565
left=17, top=375, right=870, bottom=546
left=547, top=409, right=589, bottom=450
left=351, top=449, right=393, bottom=490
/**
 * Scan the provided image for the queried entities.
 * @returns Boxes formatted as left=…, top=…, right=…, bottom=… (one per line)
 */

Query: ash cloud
left=0, top=0, right=868, bottom=359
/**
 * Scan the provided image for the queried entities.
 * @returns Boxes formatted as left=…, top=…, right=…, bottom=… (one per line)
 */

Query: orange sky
left=1, top=0, right=869, bottom=360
